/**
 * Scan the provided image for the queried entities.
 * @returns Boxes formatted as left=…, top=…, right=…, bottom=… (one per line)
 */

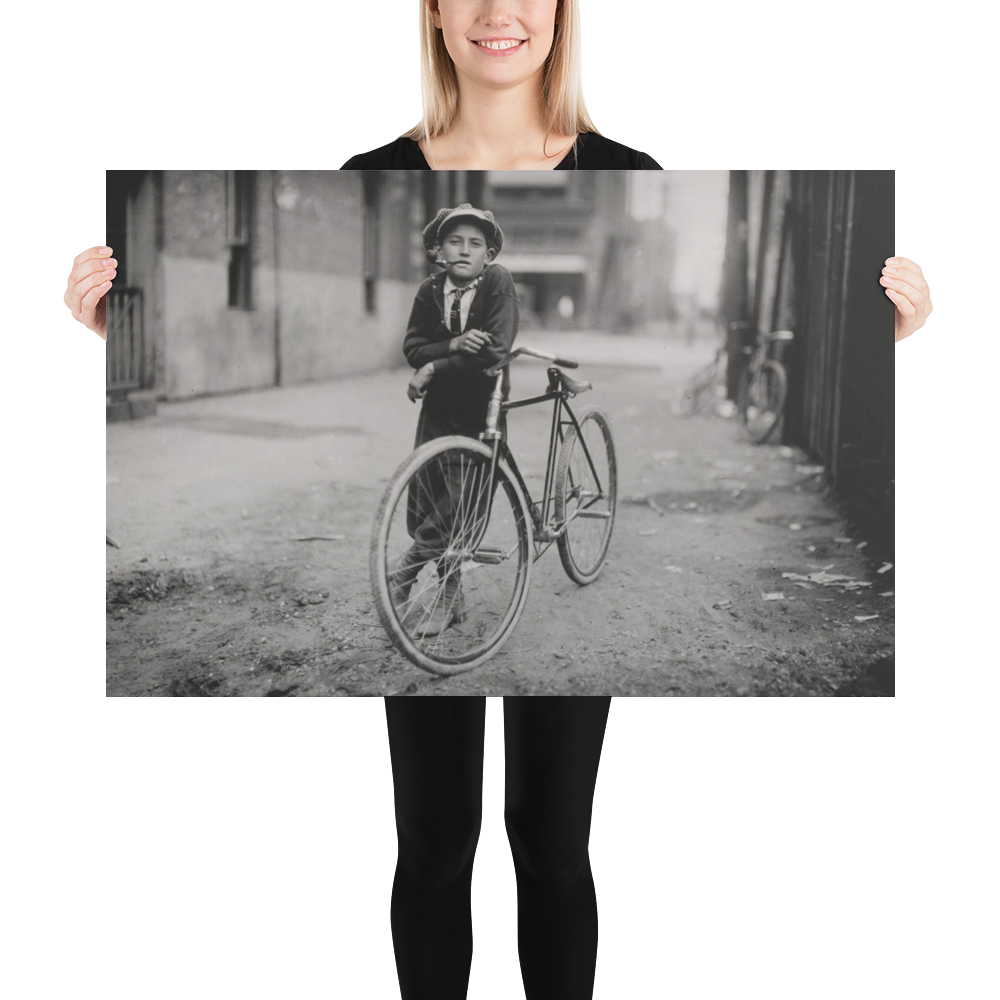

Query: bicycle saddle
left=560, top=372, right=592, bottom=396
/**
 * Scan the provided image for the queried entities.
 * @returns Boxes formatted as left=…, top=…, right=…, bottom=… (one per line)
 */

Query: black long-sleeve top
left=342, top=132, right=661, bottom=170
left=403, top=264, right=519, bottom=425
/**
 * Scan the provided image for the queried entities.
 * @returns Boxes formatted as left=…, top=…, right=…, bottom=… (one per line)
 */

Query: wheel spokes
left=563, top=419, right=613, bottom=575
left=382, top=446, right=528, bottom=664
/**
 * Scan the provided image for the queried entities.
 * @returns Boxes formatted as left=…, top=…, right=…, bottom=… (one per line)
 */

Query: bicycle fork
left=434, top=371, right=511, bottom=569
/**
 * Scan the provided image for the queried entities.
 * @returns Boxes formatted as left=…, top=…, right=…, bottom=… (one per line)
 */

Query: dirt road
left=106, top=334, right=894, bottom=697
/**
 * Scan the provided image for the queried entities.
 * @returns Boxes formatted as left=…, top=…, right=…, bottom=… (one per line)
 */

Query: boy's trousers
left=385, top=696, right=611, bottom=1000
left=406, top=407, right=506, bottom=573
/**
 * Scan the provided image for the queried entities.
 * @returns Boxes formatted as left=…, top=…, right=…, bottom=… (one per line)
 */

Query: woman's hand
left=450, top=330, right=492, bottom=355
left=881, top=257, right=932, bottom=343
left=64, top=246, right=116, bottom=340
left=407, top=364, right=435, bottom=402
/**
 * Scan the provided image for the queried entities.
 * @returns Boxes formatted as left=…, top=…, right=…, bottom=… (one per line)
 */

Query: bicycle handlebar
left=485, top=345, right=579, bottom=377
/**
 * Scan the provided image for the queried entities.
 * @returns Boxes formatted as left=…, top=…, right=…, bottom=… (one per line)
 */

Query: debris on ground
left=664, top=565, right=683, bottom=573
left=781, top=570, right=872, bottom=590
left=293, top=590, right=330, bottom=606
left=854, top=615, right=879, bottom=622
left=762, top=592, right=785, bottom=601
left=878, top=562, right=893, bottom=574
left=290, top=534, right=345, bottom=542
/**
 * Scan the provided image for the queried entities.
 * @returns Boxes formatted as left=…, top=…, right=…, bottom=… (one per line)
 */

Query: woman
left=342, top=0, right=660, bottom=170
left=387, top=696, right=610, bottom=1000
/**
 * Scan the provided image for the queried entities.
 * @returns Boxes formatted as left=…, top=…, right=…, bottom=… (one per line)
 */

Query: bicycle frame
left=479, top=363, right=608, bottom=560
left=744, top=328, right=794, bottom=372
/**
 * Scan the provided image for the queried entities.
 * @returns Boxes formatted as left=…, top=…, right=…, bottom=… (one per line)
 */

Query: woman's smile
left=470, top=36, right=527, bottom=55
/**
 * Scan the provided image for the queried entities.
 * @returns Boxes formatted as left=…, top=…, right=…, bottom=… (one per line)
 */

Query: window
left=362, top=172, right=381, bottom=313
left=227, top=171, right=254, bottom=309
left=487, top=170, right=570, bottom=199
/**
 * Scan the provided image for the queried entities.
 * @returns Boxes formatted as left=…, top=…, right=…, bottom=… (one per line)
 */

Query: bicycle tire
left=370, top=436, right=533, bottom=675
left=554, top=409, right=617, bottom=585
left=741, top=360, right=788, bottom=444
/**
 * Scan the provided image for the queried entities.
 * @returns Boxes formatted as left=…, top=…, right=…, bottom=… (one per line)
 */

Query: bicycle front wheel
left=370, top=436, right=533, bottom=675
left=555, top=409, right=617, bottom=585
left=742, top=360, right=787, bottom=444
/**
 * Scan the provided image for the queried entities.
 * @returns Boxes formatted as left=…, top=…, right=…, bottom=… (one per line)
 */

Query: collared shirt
left=403, top=263, right=519, bottom=423
left=443, top=272, right=484, bottom=334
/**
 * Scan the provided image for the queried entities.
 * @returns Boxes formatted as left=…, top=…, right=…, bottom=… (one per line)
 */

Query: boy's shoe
left=388, top=549, right=423, bottom=607
left=413, top=574, right=468, bottom=638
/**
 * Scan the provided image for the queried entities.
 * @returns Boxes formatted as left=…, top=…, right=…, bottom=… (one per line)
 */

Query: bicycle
left=738, top=329, right=793, bottom=444
left=370, top=345, right=617, bottom=675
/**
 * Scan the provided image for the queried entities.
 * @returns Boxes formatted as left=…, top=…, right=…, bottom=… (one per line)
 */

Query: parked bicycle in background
left=677, top=321, right=793, bottom=446
left=737, top=328, right=793, bottom=444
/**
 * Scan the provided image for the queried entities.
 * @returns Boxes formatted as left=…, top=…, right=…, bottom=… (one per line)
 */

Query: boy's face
left=436, top=223, right=494, bottom=286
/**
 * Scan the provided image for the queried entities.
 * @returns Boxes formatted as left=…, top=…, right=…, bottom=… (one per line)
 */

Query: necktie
left=449, top=283, right=476, bottom=335
left=450, top=275, right=482, bottom=336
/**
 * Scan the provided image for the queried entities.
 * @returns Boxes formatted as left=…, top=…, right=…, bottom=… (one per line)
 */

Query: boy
left=391, top=204, right=519, bottom=637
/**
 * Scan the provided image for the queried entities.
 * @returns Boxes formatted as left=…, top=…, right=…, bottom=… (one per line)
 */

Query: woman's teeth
left=475, top=39, right=524, bottom=50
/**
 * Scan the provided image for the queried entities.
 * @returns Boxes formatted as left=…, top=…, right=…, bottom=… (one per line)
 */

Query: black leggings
left=385, top=696, right=612, bottom=1000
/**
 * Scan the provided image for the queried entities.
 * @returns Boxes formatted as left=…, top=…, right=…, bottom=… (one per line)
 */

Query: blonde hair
left=403, top=0, right=600, bottom=148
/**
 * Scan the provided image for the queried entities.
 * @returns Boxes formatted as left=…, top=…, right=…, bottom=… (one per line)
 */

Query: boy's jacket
left=403, top=264, right=520, bottom=425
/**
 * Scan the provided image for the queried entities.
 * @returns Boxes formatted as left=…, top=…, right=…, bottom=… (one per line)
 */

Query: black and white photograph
left=104, top=168, right=894, bottom=697
left=92, top=0, right=916, bottom=1000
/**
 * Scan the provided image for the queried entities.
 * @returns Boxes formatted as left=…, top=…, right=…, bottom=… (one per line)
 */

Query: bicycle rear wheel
left=742, top=360, right=788, bottom=443
left=555, top=409, right=617, bottom=585
left=370, top=436, right=533, bottom=675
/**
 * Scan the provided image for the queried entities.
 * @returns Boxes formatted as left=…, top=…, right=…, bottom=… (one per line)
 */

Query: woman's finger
left=69, top=255, right=117, bottom=289
left=885, top=256, right=923, bottom=278
left=69, top=275, right=112, bottom=327
left=883, top=261, right=925, bottom=283
left=72, top=246, right=113, bottom=270
left=884, top=286, right=915, bottom=316
left=71, top=270, right=114, bottom=314
left=81, top=278, right=112, bottom=310
left=80, top=280, right=111, bottom=305
left=884, top=258, right=931, bottom=306
left=879, top=274, right=926, bottom=310
left=69, top=258, right=118, bottom=302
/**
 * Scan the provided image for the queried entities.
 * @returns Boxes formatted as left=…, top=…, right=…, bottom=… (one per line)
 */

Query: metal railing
left=106, top=287, right=144, bottom=393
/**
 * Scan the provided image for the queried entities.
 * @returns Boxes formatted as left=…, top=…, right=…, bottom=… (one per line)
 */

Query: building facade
left=719, top=170, right=894, bottom=539
left=106, top=169, right=689, bottom=409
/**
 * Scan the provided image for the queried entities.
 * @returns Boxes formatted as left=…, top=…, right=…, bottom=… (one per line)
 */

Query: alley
left=106, top=334, right=894, bottom=697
